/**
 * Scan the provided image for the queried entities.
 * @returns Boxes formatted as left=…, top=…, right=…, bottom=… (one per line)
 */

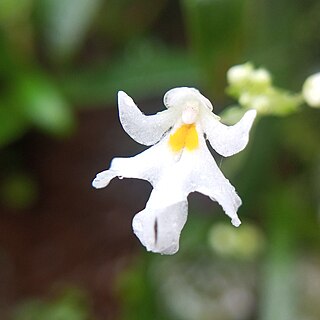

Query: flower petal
left=302, top=73, right=320, bottom=108
left=92, top=134, right=177, bottom=189
left=164, top=87, right=215, bottom=111
left=202, top=109, right=256, bottom=157
left=92, top=88, right=257, bottom=254
left=118, top=91, right=177, bottom=146
left=132, top=200, right=188, bottom=255
left=92, top=169, right=117, bottom=189
left=172, top=130, right=243, bottom=227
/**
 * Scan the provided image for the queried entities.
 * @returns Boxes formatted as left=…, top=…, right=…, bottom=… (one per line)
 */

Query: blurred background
left=0, top=0, right=320, bottom=319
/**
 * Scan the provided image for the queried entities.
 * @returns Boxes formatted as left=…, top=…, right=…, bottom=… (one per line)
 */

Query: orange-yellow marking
left=169, top=124, right=199, bottom=152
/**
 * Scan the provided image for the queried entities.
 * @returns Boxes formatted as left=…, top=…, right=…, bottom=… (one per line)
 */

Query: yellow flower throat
left=169, top=124, right=199, bottom=152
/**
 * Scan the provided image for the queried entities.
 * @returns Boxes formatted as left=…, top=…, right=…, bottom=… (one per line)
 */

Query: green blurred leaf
left=12, top=287, right=91, bottom=320
left=208, top=222, right=265, bottom=259
left=60, top=41, right=200, bottom=106
left=0, top=173, right=37, bottom=209
left=99, top=0, right=168, bottom=45
left=0, top=102, right=28, bottom=148
left=117, top=255, right=169, bottom=320
left=36, top=0, right=102, bottom=61
left=259, top=184, right=303, bottom=320
left=15, top=73, right=75, bottom=136
left=181, top=0, right=248, bottom=95
left=0, top=0, right=33, bottom=26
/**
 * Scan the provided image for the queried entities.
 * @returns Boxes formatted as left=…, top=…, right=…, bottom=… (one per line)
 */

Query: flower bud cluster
left=227, top=63, right=271, bottom=90
left=226, top=63, right=301, bottom=116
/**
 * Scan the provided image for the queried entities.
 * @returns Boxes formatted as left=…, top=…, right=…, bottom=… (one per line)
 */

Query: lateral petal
left=202, top=109, right=256, bottom=157
left=92, top=169, right=117, bottom=189
left=118, top=91, right=178, bottom=146
left=92, top=133, right=177, bottom=189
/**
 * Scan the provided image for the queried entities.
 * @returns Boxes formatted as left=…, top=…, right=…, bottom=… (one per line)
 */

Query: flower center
left=181, top=104, right=199, bottom=124
left=169, top=124, right=199, bottom=152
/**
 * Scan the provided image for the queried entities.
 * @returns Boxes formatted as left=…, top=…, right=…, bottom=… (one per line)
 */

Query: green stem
left=260, top=230, right=297, bottom=320
left=259, top=193, right=298, bottom=320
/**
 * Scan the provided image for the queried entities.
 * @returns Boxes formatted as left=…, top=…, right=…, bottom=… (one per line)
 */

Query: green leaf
left=12, top=288, right=91, bottom=320
left=0, top=102, right=28, bottom=148
left=0, top=173, right=37, bottom=209
left=180, top=0, right=248, bottom=94
left=36, top=0, right=102, bottom=61
left=16, top=73, right=75, bottom=136
left=0, top=0, right=33, bottom=26
left=60, top=41, right=200, bottom=107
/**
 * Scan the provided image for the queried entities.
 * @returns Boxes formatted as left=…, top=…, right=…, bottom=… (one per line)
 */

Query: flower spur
left=92, top=87, right=256, bottom=255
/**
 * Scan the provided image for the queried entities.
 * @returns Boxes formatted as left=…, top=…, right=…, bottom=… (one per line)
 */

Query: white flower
left=251, top=68, right=271, bottom=87
left=302, top=73, right=320, bottom=108
left=92, top=87, right=256, bottom=255
left=251, top=95, right=270, bottom=113
left=227, top=63, right=271, bottom=89
left=227, top=63, right=253, bottom=86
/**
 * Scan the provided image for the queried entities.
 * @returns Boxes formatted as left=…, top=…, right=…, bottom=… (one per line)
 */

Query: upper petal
left=201, top=109, right=256, bottom=157
left=163, top=87, right=215, bottom=111
left=118, top=91, right=178, bottom=146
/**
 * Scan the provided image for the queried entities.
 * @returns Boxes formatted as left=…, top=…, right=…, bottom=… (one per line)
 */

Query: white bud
left=251, top=96, right=270, bottom=113
left=227, top=63, right=253, bottom=86
left=239, top=92, right=252, bottom=106
left=251, top=68, right=271, bottom=86
left=303, top=73, right=320, bottom=108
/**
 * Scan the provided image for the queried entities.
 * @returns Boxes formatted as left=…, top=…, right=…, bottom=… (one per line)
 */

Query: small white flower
left=303, top=73, right=320, bottom=108
left=239, top=92, right=252, bottom=106
left=92, top=88, right=256, bottom=255
left=227, top=63, right=253, bottom=86
left=251, top=95, right=270, bottom=113
left=251, top=68, right=271, bottom=87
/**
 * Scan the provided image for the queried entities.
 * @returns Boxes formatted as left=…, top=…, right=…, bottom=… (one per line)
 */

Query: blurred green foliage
left=0, top=172, right=37, bottom=209
left=12, top=287, right=92, bottom=320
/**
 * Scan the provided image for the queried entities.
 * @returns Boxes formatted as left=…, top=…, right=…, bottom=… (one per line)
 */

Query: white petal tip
left=118, top=90, right=134, bottom=106
left=92, top=179, right=106, bottom=189
left=91, top=170, right=115, bottom=189
left=117, top=90, right=126, bottom=98
left=231, top=218, right=241, bottom=227
left=245, top=109, right=257, bottom=120
left=249, top=109, right=257, bottom=116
